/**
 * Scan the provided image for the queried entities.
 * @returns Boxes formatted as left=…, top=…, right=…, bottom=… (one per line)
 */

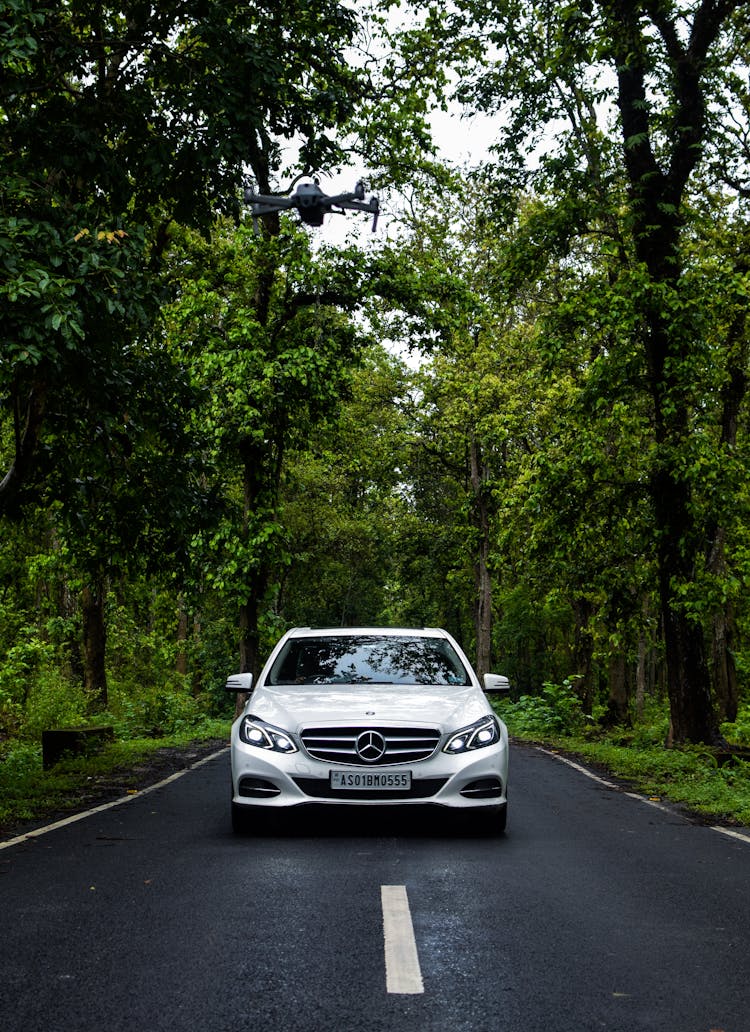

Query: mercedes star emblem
left=356, top=729, right=387, bottom=763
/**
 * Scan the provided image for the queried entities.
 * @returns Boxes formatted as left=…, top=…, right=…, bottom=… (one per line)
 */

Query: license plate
left=330, top=770, right=412, bottom=791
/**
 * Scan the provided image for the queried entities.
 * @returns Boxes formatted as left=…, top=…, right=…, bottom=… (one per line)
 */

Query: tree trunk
left=191, top=611, right=203, bottom=697
left=712, top=603, right=738, bottom=725
left=602, top=651, right=629, bottom=727
left=652, top=461, right=721, bottom=745
left=571, top=598, right=595, bottom=714
left=62, top=579, right=84, bottom=685
left=0, top=379, right=47, bottom=517
left=608, top=0, right=730, bottom=746
left=707, top=320, right=746, bottom=725
left=236, top=579, right=269, bottom=718
left=239, top=589, right=264, bottom=680
left=636, top=633, right=647, bottom=723
left=176, top=596, right=189, bottom=677
left=469, top=436, right=492, bottom=678
left=473, top=553, right=492, bottom=679
left=81, top=582, right=108, bottom=710
left=233, top=442, right=276, bottom=717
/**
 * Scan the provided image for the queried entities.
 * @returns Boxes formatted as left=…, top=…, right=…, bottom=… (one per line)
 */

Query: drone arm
left=324, top=191, right=371, bottom=207
left=334, top=196, right=380, bottom=231
left=244, top=188, right=296, bottom=213
left=334, top=199, right=379, bottom=215
left=248, top=201, right=296, bottom=217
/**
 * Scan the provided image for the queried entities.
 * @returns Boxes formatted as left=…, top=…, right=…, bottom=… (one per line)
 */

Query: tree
left=46, top=345, right=209, bottom=707
left=164, top=222, right=373, bottom=678
left=1, top=0, right=364, bottom=512
left=1, top=0, right=371, bottom=705
left=409, top=0, right=750, bottom=743
left=278, top=344, right=413, bottom=629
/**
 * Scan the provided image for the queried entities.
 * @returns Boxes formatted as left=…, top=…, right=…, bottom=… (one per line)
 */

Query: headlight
left=239, top=715, right=298, bottom=754
left=443, top=715, right=500, bottom=754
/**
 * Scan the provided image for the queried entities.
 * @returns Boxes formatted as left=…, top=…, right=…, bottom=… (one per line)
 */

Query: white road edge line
left=381, top=884, right=424, bottom=995
left=0, top=747, right=230, bottom=852
left=537, top=746, right=750, bottom=847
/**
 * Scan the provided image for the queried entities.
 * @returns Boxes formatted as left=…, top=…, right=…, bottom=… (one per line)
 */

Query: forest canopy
left=2, top=0, right=750, bottom=751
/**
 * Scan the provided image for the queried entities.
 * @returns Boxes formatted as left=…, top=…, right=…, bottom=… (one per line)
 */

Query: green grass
left=495, top=690, right=750, bottom=827
left=0, top=719, right=231, bottom=832
left=531, top=736, right=750, bottom=825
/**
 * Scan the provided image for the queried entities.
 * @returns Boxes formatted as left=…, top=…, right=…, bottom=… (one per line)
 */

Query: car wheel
left=496, top=802, right=508, bottom=834
left=231, top=801, right=251, bottom=835
left=232, top=800, right=277, bottom=835
left=472, top=802, right=507, bottom=837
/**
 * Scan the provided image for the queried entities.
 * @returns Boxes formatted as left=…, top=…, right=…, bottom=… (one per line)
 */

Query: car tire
left=472, top=802, right=507, bottom=837
left=232, top=800, right=278, bottom=835
left=496, top=802, right=508, bottom=834
left=231, top=801, right=251, bottom=835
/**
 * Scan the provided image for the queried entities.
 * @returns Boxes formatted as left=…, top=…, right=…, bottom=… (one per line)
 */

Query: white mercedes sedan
left=228, top=626, right=510, bottom=834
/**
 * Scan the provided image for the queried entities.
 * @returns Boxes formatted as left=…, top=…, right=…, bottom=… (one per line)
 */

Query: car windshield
left=268, top=635, right=471, bottom=686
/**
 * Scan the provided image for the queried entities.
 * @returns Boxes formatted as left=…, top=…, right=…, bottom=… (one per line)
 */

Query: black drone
left=244, top=178, right=379, bottom=232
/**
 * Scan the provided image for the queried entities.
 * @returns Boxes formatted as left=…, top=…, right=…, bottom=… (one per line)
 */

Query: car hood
left=248, top=683, right=489, bottom=733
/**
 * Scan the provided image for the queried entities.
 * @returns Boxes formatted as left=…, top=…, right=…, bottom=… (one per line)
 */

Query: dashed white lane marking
left=0, top=748, right=229, bottom=852
left=537, top=746, right=750, bottom=847
left=381, top=885, right=424, bottom=995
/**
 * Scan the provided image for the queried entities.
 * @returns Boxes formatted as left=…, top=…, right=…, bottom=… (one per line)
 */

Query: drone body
left=244, top=179, right=379, bottom=231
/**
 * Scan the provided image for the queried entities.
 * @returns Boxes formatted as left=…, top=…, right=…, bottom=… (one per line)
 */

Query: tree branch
left=0, top=381, right=47, bottom=516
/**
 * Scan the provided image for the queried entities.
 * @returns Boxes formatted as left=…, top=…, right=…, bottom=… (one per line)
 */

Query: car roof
left=284, top=627, right=449, bottom=639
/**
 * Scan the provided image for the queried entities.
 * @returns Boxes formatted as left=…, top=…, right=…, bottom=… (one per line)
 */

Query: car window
left=268, top=636, right=471, bottom=686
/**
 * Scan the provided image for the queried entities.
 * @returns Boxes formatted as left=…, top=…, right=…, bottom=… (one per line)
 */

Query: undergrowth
left=495, top=683, right=750, bottom=827
left=0, top=720, right=230, bottom=832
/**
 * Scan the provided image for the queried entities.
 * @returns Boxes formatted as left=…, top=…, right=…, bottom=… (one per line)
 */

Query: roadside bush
left=105, top=676, right=210, bottom=738
left=22, top=668, right=97, bottom=738
left=0, top=632, right=56, bottom=715
left=0, top=738, right=40, bottom=779
left=498, top=677, right=589, bottom=737
left=0, top=739, right=43, bottom=824
left=721, top=704, right=750, bottom=746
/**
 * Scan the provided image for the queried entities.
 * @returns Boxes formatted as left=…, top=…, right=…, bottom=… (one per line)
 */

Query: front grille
left=300, top=726, right=441, bottom=766
left=293, top=777, right=449, bottom=800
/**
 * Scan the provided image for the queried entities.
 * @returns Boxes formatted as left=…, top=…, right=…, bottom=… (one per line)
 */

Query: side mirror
left=226, top=672, right=253, bottom=694
left=483, top=673, right=510, bottom=694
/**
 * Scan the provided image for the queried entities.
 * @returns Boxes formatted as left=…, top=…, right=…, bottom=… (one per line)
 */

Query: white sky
left=295, top=104, right=499, bottom=246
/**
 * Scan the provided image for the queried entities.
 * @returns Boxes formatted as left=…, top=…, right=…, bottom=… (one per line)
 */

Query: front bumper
left=230, top=733, right=509, bottom=811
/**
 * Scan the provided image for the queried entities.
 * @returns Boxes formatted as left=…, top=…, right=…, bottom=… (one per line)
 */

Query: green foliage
left=493, top=586, right=577, bottom=694
left=0, top=0, right=370, bottom=528
left=2, top=0, right=750, bottom=826
left=721, top=706, right=750, bottom=748
left=395, top=0, right=750, bottom=746
left=0, top=723, right=230, bottom=829
left=498, top=678, right=590, bottom=737
left=0, top=632, right=53, bottom=719
left=18, top=669, right=95, bottom=740
left=500, top=698, right=750, bottom=825
left=99, top=589, right=234, bottom=732
left=104, top=679, right=205, bottom=739
left=1, top=621, right=228, bottom=744
left=278, top=344, right=416, bottom=628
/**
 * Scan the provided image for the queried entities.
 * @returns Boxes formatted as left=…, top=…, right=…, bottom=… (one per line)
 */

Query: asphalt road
left=1, top=743, right=748, bottom=1032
